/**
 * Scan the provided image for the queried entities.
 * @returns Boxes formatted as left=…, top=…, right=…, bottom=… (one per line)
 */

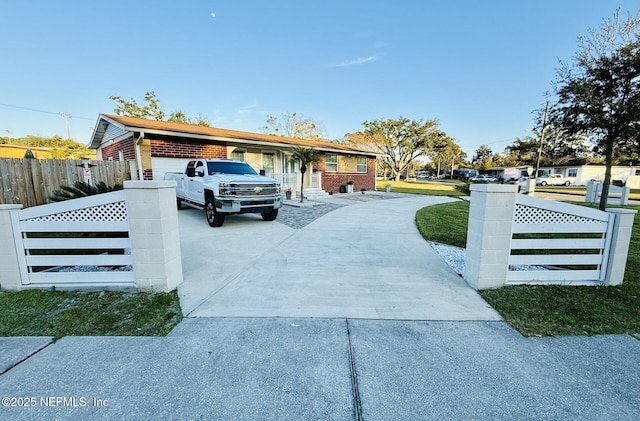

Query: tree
left=110, top=91, right=211, bottom=127
left=472, top=145, right=494, bottom=170
left=346, top=117, right=449, bottom=181
left=555, top=10, right=640, bottom=210
left=263, top=111, right=324, bottom=140
left=289, top=146, right=318, bottom=203
left=2, top=135, right=95, bottom=160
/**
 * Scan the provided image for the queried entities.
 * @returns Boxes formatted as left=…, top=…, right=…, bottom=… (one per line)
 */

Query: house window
left=567, top=168, right=578, bottom=177
left=356, top=156, right=367, bottom=173
left=326, top=154, right=338, bottom=172
left=230, top=149, right=245, bottom=161
left=262, top=152, right=275, bottom=174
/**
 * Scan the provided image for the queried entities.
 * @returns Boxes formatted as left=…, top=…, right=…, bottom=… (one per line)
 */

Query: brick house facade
left=89, top=114, right=377, bottom=190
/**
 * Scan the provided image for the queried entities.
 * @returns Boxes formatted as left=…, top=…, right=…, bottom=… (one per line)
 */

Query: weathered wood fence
left=0, top=159, right=136, bottom=208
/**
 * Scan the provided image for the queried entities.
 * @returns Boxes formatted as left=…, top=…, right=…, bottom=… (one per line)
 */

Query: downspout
left=135, top=131, right=145, bottom=180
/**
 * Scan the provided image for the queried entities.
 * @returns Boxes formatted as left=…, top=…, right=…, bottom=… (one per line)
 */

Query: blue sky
left=1, top=0, right=639, bottom=158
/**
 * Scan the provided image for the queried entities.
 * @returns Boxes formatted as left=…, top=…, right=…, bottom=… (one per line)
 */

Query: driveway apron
left=177, top=195, right=501, bottom=320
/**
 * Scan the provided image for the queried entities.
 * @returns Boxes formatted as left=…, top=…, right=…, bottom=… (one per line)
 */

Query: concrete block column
left=124, top=181, right=183, bottom=292
left=604, top=208, right=637, bottom=286
left=585, top=181, right=601, bottom=204
left=464, top=184, right=518, bottom=290
left=0, top=205, right=24, bottom=290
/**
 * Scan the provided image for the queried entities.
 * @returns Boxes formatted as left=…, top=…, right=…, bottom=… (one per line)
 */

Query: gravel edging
left=427, top=242, right=549, bottom=276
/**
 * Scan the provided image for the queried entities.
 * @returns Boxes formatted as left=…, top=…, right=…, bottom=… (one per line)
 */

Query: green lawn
left=376, top=180, right=466, bottom=196
left=537, top=186, right=640, bottom=200
left=416, top=200, right=640, bottom=337
left=0, top=289, right=182, bottom=339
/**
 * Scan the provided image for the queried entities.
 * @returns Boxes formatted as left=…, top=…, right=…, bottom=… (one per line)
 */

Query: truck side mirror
left=259, top=170, right=266, bottom=176
left=196, top=170, right=204, bottom=177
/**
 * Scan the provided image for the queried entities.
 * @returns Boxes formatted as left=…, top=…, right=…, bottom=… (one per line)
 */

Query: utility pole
left=534, top=101, right=549, bottom=179
left=60, top=112, right=71, bottom=139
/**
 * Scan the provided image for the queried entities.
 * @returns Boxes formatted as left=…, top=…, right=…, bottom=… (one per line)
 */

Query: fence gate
left=11, top=191, right=136, bottom=289
left=508, top=194, right=614, bottom=285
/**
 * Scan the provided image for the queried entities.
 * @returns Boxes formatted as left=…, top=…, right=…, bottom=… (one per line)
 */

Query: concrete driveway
left=177, top=194, right=500, bottom=321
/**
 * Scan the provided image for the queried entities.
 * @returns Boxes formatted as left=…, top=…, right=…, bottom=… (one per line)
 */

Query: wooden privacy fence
left=0, top=159, right=136, bottom=208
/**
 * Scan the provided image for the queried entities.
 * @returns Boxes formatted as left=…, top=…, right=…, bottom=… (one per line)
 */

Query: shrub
left=49, top=181, right=123, bottom=202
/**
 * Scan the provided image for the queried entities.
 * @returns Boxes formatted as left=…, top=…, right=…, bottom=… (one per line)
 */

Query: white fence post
left=585, top=181, right=600, bottom=205
left=620, top=187, right=630, bottom=205
left=124, top=181, right=183, bottom=292
left=464, top=184, right=518, bottom=290
left=603, top=208, right=637, bottom=286
left=0, top=205, right=23, bottom=290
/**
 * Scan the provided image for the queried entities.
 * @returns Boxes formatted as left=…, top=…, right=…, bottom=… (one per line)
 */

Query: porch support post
left=124, top=181, right=183, bottom=292
left=0, top=205, right=24, bottom=290
left=604, top=208, right=637, bottom=286
left=464, top=184, right=518, bottom=290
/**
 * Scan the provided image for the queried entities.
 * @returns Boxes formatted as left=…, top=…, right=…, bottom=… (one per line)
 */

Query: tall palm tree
left=290, top=146, right=318, bottom=203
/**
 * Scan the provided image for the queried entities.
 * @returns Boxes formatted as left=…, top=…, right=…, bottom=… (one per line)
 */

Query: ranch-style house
left=88, top=114, right=377, bottom=196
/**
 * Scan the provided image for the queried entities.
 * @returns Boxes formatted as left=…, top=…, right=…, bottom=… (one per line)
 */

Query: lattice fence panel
left=514, top=204, right=601, bottom=224
left=25, top=201, right=128, bottom=222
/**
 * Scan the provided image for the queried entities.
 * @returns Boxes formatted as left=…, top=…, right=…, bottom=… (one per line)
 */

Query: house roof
left=88, top=114, right=377, bottom=156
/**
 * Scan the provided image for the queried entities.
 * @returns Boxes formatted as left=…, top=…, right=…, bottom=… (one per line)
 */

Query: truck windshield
left=207, top=161, right=258, bottom=175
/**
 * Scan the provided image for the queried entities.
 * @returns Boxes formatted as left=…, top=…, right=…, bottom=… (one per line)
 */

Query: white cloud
left=327, top=55, right=378, bottom=68
left=237, top=101, right=258, bottom=114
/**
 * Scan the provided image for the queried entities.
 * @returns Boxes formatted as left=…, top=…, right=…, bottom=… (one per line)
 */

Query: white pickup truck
left=164, top=159, right=281, bottom=227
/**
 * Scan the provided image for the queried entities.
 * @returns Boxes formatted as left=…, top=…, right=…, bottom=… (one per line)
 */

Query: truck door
left=186, top=160, right=205, bottom=202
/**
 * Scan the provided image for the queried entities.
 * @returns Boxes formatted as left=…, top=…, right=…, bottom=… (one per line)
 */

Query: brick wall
left=317, top=154, right=376, bottom=193
left=151, top=138, right=227, bottom=159
left=101, top=136, right=135, bottom=161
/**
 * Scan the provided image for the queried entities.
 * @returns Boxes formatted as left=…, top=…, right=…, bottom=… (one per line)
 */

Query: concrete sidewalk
left=0, top=318, right=638, bottom=420
left=178, top=194, right=500, bottom=320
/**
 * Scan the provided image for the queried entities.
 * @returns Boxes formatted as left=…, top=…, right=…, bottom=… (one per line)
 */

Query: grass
left=415, top=201, right=468, bottom=247
left=416, top=200, right=640, bottom=337
left=376, top=180, right=465, bottom=196
left=537, top=186, right=640, bottom=200
left=0, top=289, right=183, bottom=339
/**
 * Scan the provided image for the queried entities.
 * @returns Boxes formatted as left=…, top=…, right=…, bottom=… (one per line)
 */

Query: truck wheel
left=177, top=198, right=183, bottom=210
left=261, top=209, right=278, bottom=221
left=205, top=197, right=225, bottom=227
left=540, top=181, right=547, bottom=186
left=564, top=181, right=571, bottom=186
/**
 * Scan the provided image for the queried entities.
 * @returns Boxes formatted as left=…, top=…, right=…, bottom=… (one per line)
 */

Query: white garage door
left=152, top=157, right=192, bottom=180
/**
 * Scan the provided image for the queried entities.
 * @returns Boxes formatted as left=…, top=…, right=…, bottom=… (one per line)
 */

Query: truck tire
left=205, top=197, right=225, bottom=227
left=564, top=181, right=570, bottom=186
left=177, top=197, right=183, bottom=210
left=261, top=209, right=278, bottom=221
left=540, top=181, right=547, bottom=186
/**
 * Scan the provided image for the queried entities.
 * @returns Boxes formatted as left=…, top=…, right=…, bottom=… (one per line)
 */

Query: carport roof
left=89, top=114, right=378, bottom=156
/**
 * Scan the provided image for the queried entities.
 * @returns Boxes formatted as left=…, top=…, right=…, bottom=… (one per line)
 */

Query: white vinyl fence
left=464, top=184, right=636, bottom=290
left=0, top=181, right=183, bottom=292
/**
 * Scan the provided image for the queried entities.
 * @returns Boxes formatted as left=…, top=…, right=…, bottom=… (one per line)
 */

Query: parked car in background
left=536, top=174, right=572, bottom=186
left=469, top=174, right=497, bottom=183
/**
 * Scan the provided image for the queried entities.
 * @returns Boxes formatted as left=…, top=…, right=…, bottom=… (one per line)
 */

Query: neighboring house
left=488, top=164, right=640, bottom=186
left=489, top=166, right=533, bottom=182
left=537, top=165, right=640, bottom=186
left=0, top=144, right=54, bottom=159
left=88, top=114, right=377, bottom=194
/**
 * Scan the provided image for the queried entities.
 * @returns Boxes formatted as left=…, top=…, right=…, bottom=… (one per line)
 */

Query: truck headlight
left=275, top=183, right=281, bottom=193
left=219, top=182, right=231, bottom=195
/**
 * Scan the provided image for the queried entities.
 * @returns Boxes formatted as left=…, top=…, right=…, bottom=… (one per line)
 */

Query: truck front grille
left=231, top=184, right=278, bottom=196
